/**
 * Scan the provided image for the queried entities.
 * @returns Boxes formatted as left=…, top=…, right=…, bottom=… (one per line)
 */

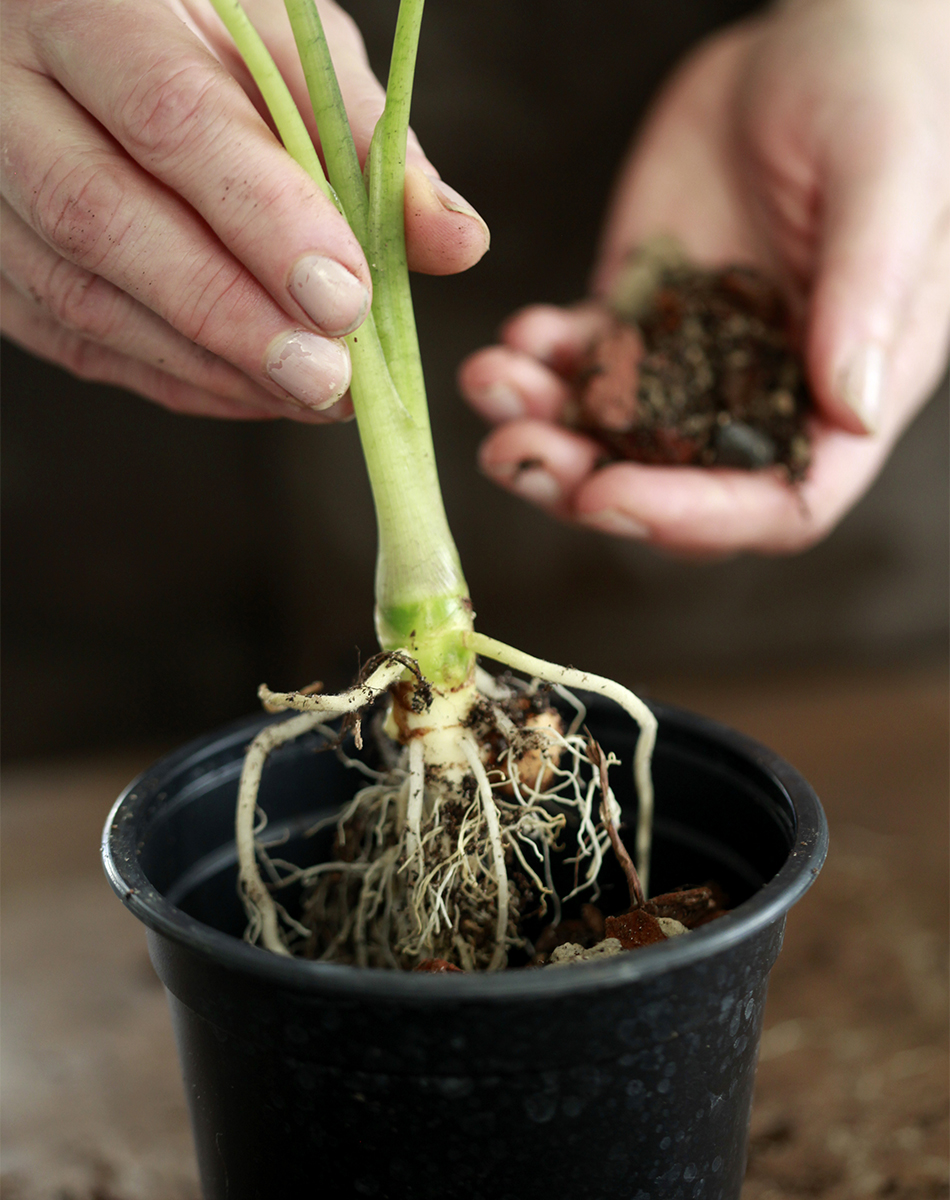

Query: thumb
left=806, top=123, right=943, bottom=436
left=243, top=0, right=490, bottom=276
left=305, top=2, right=490, bottom=276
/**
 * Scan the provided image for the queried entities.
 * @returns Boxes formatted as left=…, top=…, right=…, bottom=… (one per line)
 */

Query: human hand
left=459, top=0, right=950, bottom=554
left=1, top=0, right=489, bottom=421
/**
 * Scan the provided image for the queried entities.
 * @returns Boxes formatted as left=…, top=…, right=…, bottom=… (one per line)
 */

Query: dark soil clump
left=576, top=238, right=813, bottom=480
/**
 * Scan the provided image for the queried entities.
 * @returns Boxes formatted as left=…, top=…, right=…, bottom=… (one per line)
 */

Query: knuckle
left=43, top=258, right=123, bottom=342
left=54, top=326, right=110, bottom=381
left=120, top=57, right=220, bottom=166
left=0, top=274, right=121, bottom=383
left=30, top=154, right=127, bottom=273
left=225, top=172, right=324, bottom=255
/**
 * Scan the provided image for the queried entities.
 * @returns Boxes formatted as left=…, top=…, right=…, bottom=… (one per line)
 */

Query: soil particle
left=549, top=937, right=624, bottom=965
left=533, top=903, right=606, bottom=962
left=576, top=238, right=813, bottom=480
left=643, top=881, right=730, bottom=928
left=580, top=901, right=606, bottom=941
left=475, top=692, right=564, bottom=796
left=532, top=825, right=732, bottom=965
left=496, top=707, right=563, bottom=795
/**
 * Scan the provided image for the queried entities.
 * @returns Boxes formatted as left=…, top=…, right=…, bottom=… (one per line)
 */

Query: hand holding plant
left=0, top=0, right=489, bottom=420
left=461, top=0, right=950, bottom=556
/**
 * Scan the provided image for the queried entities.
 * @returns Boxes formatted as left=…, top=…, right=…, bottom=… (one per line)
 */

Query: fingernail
left=426, top=175, right=490, bottom=241
left=289, top=255, right=370, bottom=336
left=473, top=383, right=525, bottom=421
left=577, top=509, right=651, bottom=539
left=485, top=461, right=562, bottom=507
left=265, top=331, right=351, bottom=411
left=838, top=341, right=886, bottom=433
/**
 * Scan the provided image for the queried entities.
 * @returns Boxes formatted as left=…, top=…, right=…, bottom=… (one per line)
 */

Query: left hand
left=459, top=0, right=950, bottom=555
left=1, top=0, right=489, bottom=421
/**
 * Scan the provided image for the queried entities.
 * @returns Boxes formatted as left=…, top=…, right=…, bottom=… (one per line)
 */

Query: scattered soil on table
left=576, top=238, right=813, bottom=480
left=742, top=823, right=949, bottom=1199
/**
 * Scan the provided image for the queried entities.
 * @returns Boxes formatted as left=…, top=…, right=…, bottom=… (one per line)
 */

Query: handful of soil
left=577, top=237, right=813, bottom=480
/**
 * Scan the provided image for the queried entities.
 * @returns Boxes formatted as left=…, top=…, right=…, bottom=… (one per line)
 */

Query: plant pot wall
left=104, top=698, right=827, bottom=1199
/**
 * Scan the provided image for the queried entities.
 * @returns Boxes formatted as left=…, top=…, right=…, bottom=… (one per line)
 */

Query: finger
left=2, top=68, right=351, bottom=412
left=26, top=0, right=371, bottom=337
left=0, top=199, right=311, bottom=416
left=476, top=408, right=900, bottom=555
left=403, top=167, right=490, bottom=277
left=500, top=304, right=611, bottom=374
left=570, top=424, right=895, bottom=554
left=477, top=419, right=603, bottom=519
left=457, top=346, right=572, bottom=424
left=1, top=274, right=349, bottom=420
left=884, top=210, right=950, bottom=432
left=806, top=111, right=949, bottom=436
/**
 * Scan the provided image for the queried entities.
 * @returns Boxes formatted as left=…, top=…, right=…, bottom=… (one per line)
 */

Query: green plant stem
left=283, top=0, right=369, bottom=245
left=217, top=0, right=473, bottom=688
left=364, top=0, right=426, bottom=409
left=208, top=0, right=335, bottom=203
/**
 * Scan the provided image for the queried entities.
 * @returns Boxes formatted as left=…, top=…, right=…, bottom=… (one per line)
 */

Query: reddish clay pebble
left=414, top=959, right=464, bottom=973
left=604, top=909, right=668, bottom=950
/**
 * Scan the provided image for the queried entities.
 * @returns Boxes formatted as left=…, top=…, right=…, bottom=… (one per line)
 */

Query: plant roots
left=235, top=643, right=657, bottom=971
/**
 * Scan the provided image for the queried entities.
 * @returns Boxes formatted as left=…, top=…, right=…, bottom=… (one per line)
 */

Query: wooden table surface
left=2, top=665, right=947, bottom=1199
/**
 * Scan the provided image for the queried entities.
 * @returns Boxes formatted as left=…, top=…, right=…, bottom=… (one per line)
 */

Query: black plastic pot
left=103, top=696, right=826, bottom=1200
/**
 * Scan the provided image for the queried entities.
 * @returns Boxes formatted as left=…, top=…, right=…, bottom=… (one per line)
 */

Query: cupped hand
left=1, top=0, right=489, bottom=420
left=459, top=0, right=950, bottom=554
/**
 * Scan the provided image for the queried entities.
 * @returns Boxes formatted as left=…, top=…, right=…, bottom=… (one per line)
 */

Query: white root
left=235, top=654, right=411, bottom=955
left=297, top=704, right=630, bottom=968
left=257, top=653, right=410, bottom=716
left=460, top=732, right=509, bottom=971
left=467, top=631, right=657, bottom=895
left=405, top=736, right=426, bottom=866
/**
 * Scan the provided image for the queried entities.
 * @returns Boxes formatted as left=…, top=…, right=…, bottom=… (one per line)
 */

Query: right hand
left=459, top=1, right=949, bottom=555
left=1, top=0, right=490, bottom=420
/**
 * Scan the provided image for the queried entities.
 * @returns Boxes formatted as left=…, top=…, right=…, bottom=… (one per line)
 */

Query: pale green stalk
left=282, top=0, right=369, bottom=244
left=363, top=0, right=426, bottom=409
left=215, top=0, right=473, bottom=686
left=208, top=0, right=334, bottom=202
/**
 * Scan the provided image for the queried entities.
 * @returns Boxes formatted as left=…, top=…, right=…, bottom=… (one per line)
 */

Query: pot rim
left=102, top=701, right=827, bottom=1003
